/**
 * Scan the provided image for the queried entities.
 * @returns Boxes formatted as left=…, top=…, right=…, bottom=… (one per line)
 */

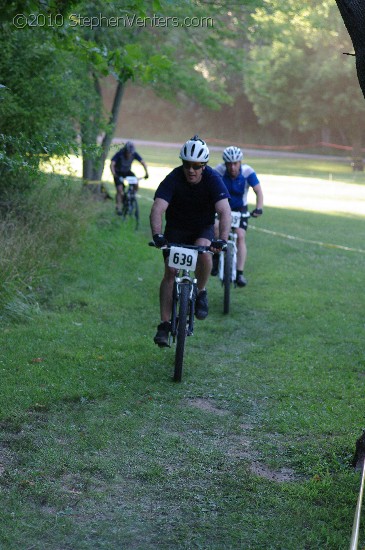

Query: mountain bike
left=218, top=211, right=250, bottom=314
left=150, top=242, right=212, bottom=382
left=120, top=176, right=143, bottom=229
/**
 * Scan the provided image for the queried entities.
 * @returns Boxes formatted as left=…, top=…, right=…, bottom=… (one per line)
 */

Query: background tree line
left=0, top=0, right=364, bottom=199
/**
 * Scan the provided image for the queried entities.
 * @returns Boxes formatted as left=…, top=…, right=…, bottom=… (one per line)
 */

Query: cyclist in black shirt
left=111, top=141, right=149, bottom=215
left=150, top=135, right=231, bottom=346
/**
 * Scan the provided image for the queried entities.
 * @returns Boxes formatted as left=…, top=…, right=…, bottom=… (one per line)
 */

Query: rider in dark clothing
left=150, top=135, right=231, bottom=346
left=110, top=141, right=149, bottom=215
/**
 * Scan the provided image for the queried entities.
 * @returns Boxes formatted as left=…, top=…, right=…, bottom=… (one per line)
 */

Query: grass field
left=0, top=155, right=365, bottom=548
left=42, top=142, right=365, bottom=186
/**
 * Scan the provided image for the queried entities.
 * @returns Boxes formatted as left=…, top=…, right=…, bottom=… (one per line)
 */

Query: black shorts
left=163, top=225, right=215, bottom=260
left=239, top=216, right=249, bottom=231
left=114, top=170, right=135, bottom=187
left=231, top=209, right=249, bottom=231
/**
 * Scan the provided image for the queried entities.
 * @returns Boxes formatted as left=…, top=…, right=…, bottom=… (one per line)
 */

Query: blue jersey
left=215, top=163, right=260, bottom=211
left=154, top=165, right=230, bottom=230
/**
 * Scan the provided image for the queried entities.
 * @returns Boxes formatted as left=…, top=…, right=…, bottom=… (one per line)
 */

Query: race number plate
left=168, top=247, right=198, bottom=270
left=231, top=211, right=242, bottom=228
left=125, top=176, right=138, bottom=186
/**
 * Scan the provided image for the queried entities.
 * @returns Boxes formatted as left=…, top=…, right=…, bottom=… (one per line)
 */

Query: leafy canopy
left=244, top=0, right=365, bottom=139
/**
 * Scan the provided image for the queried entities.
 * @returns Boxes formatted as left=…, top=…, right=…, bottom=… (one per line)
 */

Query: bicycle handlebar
left=234, top=211, right=257, bottom=219
left=231, top=210, right=262, bottom=218
left=237, top=210, right=261, bottom=217
left=216, top=211, right=250, bottom=222
left=119, top=176, right=145, bottom=185
left=148, top=242, right=211, bottom=253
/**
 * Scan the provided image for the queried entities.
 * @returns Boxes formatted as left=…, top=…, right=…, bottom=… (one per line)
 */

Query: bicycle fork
left=170, top=275, right=197, bottom=343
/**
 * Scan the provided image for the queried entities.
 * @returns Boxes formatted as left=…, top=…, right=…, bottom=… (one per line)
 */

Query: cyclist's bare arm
left=140, top=159, right=149, bottom=178
left=253, top=183, right=264, bottom=210
left=150, top=197, right=169, bottom=235
left=110, top=160, right=117, bottom=178
left=215, top=198, right=231, bottom=241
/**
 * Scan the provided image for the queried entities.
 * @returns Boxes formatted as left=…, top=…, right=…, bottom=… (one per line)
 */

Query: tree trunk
left=81, top=76, right=126, bottom=184
left=81, top=119, right=98, bottom=182
left=92, top=80, right=125, bottom=182
left=335, top=0, right=365, bottom=99
left=82, top=157, right=93, bottom=181
left=81, top=74, right=103, bottom=182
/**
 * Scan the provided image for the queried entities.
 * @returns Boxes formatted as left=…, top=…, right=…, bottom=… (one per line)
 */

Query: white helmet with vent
left=223, top=146, right=243, bottom=163
left=180, top=135, right=209, bottom=162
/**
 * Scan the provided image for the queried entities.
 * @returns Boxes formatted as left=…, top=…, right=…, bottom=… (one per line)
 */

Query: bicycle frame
left=122, top=176, right=138, bottom=208
left=149, top=241, right=211, bottom=381
left=121, top=176, right=141, bottom=229
left=218, top=211, right=249, bottom=314
left=170, top=270, right=197, bottom=341
left=218, top=211, right=249, bottom=284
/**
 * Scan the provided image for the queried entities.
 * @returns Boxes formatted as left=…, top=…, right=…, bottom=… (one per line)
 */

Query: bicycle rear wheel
left=174, top=282, right=190, bottom=382
left=223, top=244, right=233, bottom=314
left=121, top=200, right=128, bottom=220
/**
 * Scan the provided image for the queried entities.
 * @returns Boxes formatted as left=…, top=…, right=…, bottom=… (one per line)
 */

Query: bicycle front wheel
left=223, top=244, right=233, bottom=314
left=131, top=198, right=139, bottom=230
left=174, top=283, right=190, bottom=382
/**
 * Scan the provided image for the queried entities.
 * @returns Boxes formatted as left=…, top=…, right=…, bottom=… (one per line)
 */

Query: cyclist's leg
left=115, top=178, right=124, bottom=213
left=159, top=256, right=177, bottom=322
left=236, top=227, right=246, bottom=271
left=236, top=217, right=248, bottom=286
left=211, top=217, right=220, bottom=275
left=194, top=225, right=214, bottom=292
left=194, top=237, right=212, bottom=292
left=194, top=226, right=214, bottom=320
left=194, top=238, right=211, bottom=320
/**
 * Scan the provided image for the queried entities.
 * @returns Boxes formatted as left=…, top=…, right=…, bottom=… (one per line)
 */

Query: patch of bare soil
left=185, top=398, right=229, bottom=416
left=249, top=462, right=298, bottom=482
left=226, top=435, right=257, bottom=460
left=185, top=397, right=300, bottom=482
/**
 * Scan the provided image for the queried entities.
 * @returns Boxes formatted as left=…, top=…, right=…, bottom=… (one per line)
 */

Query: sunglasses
left=182, top=161, right=205, bottom=171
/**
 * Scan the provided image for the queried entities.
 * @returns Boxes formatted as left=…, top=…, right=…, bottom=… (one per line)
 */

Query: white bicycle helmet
left=180, top=135, right=209, bottom=162
left=223, top=146, right=243, bottom=163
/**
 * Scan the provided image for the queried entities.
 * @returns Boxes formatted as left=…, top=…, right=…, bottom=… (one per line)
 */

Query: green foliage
left=244, top=0, right=365, bottom=144
left=0, top=0, right=266, bottom=187
left=0, top=175, right=93, bottom=322
left=0, top=0, right=79, bottom=23
left=0, top=25, right=84, bottom=192
left=59, top=0, right=256, bottom=178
